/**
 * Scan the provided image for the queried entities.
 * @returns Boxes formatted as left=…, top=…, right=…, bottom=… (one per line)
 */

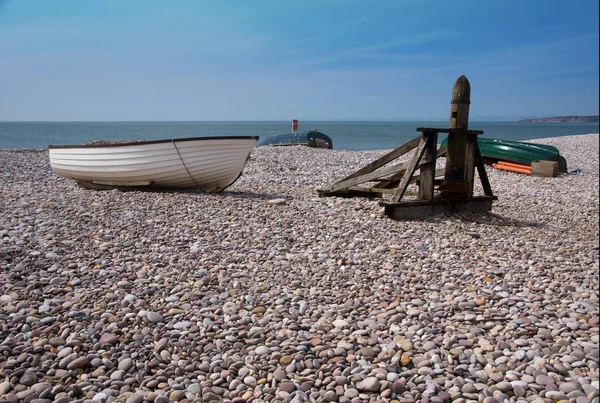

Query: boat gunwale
left=48, top=136, right=259, bottom=149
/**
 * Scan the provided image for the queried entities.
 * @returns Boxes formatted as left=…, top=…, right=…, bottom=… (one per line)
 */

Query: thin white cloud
left=417, top=34, right=599, bottom=78
left=292, top=30, right=460, bottom=68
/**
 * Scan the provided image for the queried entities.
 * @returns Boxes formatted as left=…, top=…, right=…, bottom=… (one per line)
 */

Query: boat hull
left=440, top=137, right=567, bottom=173
left=258, top=130, right=333, bottom=149
left=49, top=136, right=258, bottom=192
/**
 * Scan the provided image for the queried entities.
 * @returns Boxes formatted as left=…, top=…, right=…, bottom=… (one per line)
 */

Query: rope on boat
left=172, top=139, right=201, bottom=189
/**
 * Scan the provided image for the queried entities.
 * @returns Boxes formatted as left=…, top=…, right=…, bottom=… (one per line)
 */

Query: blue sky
left=0, top=0, right=598, bottom=121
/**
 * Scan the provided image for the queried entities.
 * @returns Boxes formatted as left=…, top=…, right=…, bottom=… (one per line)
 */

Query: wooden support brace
left=347, top=186, right=418, bottom=196
left=320, top=168, right=445, bottom=199
left=391, top=138, right=428, bottom=202
left=327, top=144, right=447, bottom=193
left=435, top=145, right=448, bottom=157
left=464, top=134, right=478, bottom=197
left=419, top=131, right=438, bottom=201
left=475, top=145, right=494, bottom=196
left=328, top=159, right=409, bottom=193
left=371, top=167, right=444, bottom=190
left=339, top=136, right=421, bottom=182
left=374, top=146, right=447, bottom=189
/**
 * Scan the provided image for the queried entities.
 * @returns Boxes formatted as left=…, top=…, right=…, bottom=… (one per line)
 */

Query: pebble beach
left=0, top=133, right=598, bottom=403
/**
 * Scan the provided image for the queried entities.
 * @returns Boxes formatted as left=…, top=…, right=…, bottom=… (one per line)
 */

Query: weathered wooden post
left=442, top=75, right=476, bottom=198
left=418, top=129, right=438, bottom=201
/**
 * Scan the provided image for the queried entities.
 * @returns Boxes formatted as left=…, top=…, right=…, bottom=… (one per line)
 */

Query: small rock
left=98, top=333, right=119, bottom=346
left=146, top=312, right=163, bottom=323
left=398, top=340, right=413, bottom=351
left=255, top=346, right=271, bottom=355
left=357, top=377, right=380, bottom=392
left=0, top=382, right=12, bottom=395
left=125, top=394, right=144, bottom=403
left=118, top=358, right=133, bottom=371
left=66, top=356, right=89, bottom=370
left=19, top=371, right=38, bottom=386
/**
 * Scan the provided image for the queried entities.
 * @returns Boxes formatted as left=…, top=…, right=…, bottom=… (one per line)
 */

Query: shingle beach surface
left=0, top=133, right=598, bottom=402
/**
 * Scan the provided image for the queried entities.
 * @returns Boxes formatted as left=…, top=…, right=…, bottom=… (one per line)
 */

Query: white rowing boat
left=48, top=136, right=258, bottom=192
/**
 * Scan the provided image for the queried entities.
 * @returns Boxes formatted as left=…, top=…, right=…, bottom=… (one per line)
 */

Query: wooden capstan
left=318, top=75, right=496, bottom=219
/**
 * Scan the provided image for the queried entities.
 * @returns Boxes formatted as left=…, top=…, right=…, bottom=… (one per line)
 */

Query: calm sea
left=0, top=121, right=598, bottom=151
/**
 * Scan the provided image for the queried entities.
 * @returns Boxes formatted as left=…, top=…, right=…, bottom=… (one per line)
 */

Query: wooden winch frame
left=318, top=76, right=498, bottom=219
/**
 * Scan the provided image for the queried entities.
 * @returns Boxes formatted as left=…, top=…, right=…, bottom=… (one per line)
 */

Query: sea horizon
left=1, top=120, right=598, bottom=151
left=1, top=116, right=597, bottom=122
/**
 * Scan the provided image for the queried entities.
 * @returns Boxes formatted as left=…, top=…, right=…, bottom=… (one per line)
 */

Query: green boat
left=440, top=137, right=568, bottom=173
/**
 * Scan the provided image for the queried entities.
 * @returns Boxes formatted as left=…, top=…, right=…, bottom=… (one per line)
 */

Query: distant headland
left=519, top=115, right=599, bottom=123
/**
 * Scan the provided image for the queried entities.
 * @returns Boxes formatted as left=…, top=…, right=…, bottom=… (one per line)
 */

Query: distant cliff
left=520, top=115, right=599, bottom=123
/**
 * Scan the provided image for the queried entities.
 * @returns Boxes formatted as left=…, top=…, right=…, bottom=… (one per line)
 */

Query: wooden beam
left=375, top=173, right=403, bottom=189
left=374, top=145, right=447, bottom=189
left=419, top=131, right=438, bottom=201
left=374, top=167, right=445, bottom=189
left=328, top=160, right=405, bottom=192
left=475, top=145, right=494, bottom=196
left=416, top=127, right=483, bottom=135
left=347, top=186, right=418, bottom=196
left=338, top=135, right=421, bottom=182
left=391, top=139, right=427, bottom=202
left=381, top=195, right=497, bottom=220
left=465, top=134, right=478, bottom=197
left=348, top=186, right=396, bottom=194
left=317, top=189, right=383, bottom=199
left=330, top=144, right=448, bottom=193
left=443, top=76, right=471, bottom=194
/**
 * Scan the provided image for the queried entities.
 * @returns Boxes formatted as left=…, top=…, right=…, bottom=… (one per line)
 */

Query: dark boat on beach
left=258, top=129, right=333, bottom=149
left=440, top=137, right=568, bottom=173
left=258, top=120, right=333, bottom=149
